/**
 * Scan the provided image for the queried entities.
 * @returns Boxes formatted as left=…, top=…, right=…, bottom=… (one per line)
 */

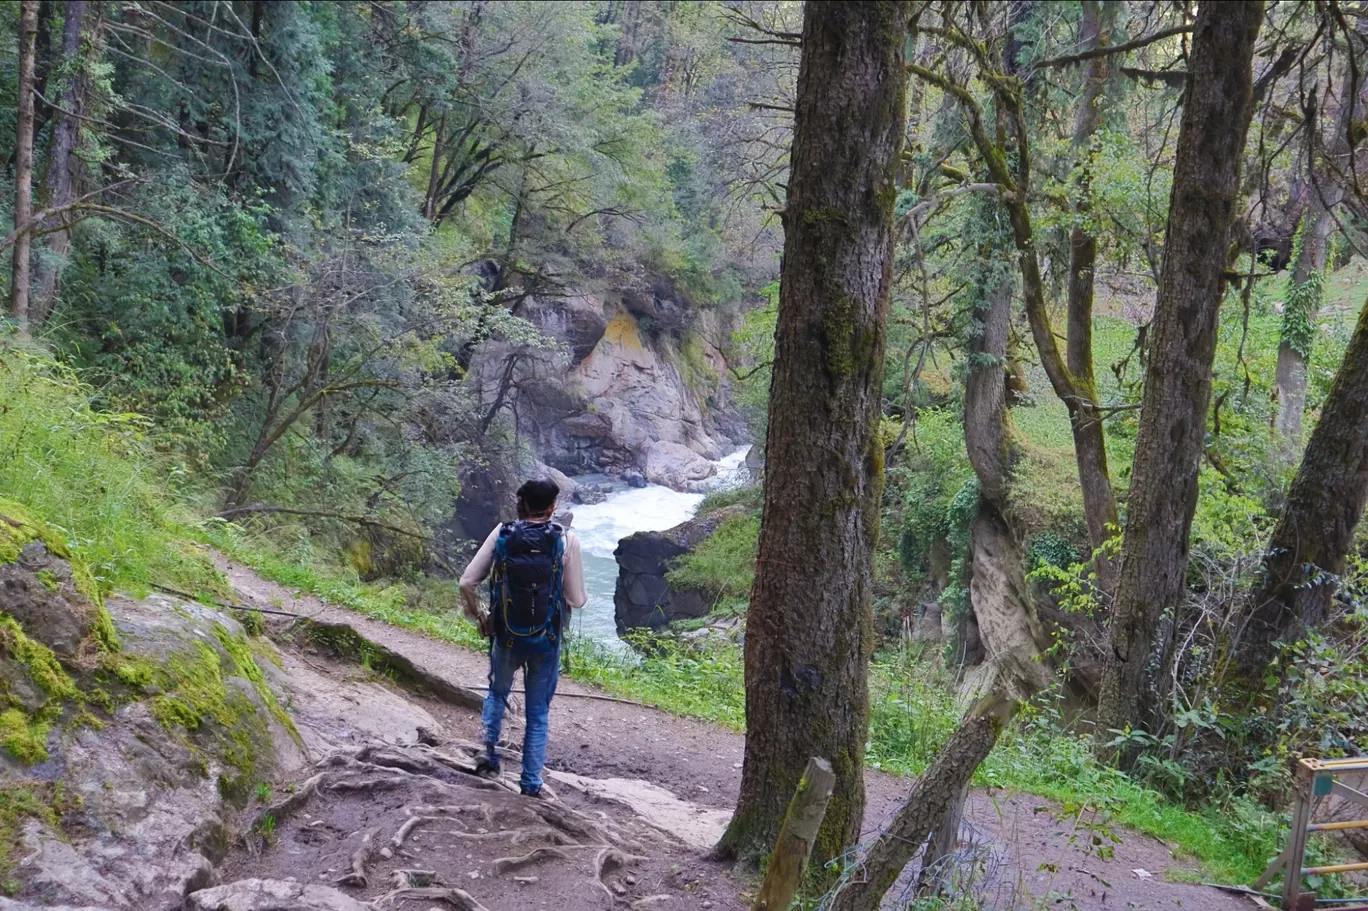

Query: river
left=565, top=447, right=750, bottom=648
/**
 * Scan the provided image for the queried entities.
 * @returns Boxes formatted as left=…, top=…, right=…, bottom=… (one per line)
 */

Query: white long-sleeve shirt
left=459, top=521, right=587, bottom=623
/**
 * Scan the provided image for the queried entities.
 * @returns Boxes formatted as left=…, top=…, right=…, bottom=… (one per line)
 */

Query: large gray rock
left=614, top=506, right=748, bottom=635
left=185, top=879, right=369, bottom=911
left=0, top=547, right=304, bottom=911
left=644, top=441, right=717, bottom=493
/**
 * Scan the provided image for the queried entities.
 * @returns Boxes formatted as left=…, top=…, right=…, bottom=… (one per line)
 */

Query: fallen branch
left=456, top=684, right=650, bottom=708
left=150, top=582, right=301, bottom=618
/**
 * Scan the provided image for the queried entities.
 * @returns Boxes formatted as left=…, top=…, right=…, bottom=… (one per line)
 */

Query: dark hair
left=517, top=478, right=560, bottom=514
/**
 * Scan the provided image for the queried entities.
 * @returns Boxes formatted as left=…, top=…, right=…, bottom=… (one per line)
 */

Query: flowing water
left=566, top=447, right=750, bottom=648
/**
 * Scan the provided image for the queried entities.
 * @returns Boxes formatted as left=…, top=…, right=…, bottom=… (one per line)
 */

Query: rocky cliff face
left=470, top=282, right=748, bottom=481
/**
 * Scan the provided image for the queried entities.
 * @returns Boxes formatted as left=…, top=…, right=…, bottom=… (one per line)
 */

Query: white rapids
left=565, top=447, right=750, bottom=647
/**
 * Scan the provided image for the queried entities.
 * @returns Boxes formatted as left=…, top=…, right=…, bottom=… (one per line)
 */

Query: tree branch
left=1032, top=24, right=1193, bottom=70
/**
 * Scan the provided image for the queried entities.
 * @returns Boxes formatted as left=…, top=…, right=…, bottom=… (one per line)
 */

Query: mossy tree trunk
left=715, top=0, right=910, bottom=867
left=909, top=2, right=1122, bottom=592
left=1095, top=0, right=1264, bottom=754
left=10, top=0, right=38, bottom=331
left=1273, top=56, right=1366, bottom=446
left=1066, top=0, right=1121, bottom=589
left=961, top=225, right=1050, bottom=680
left=1238, top=299, right=1368, bottom=682
left=33, top=0, right=92, bottom=326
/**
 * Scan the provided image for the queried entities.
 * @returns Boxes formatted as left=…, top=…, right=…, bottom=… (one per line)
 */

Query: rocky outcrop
left=3, top=590, right=306, bottom=910
left=614, top=505, right=747, bottom=634
left=467, top=285, right=748, bottom=484
left=644, top=440, right=717, bottom=492
left=184, top=879, right=368, bottom=911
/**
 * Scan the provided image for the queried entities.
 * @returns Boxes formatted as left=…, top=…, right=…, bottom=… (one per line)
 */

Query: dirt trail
left=219, top=555, right=1256, bottom=911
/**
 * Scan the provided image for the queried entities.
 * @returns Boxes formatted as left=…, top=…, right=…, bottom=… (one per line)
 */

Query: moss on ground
left=0, top=711, right=51, bottom=765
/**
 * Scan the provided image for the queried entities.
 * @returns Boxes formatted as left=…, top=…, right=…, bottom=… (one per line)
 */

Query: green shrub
left=666, top=514, right=760, bottom=614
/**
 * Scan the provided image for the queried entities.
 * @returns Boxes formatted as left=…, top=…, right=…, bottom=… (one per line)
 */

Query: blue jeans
left=481, top=640, right=560, bottom=792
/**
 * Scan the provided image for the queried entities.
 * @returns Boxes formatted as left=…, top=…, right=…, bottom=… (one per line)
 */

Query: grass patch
left=204, top=522, right=487, bottom=652
left=665, top=513, right=759, bottom=614
left=563, top=633, right=747, bottom=729
left=0, top=346, right=222, bottom=599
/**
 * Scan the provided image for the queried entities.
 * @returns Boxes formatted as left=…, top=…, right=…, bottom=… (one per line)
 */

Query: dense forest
left=6, top=1, right=1368, bottom=909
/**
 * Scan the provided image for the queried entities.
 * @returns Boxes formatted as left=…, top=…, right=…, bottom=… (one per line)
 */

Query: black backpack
left=489, top=520, right=566, bottom=648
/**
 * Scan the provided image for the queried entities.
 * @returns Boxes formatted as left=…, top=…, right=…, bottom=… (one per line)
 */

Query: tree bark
left=1067, top=0, right=1121, bottom=589
left=10, top=0, right=39, bottom=331
left=1095, top=0, right=1263, bottom=750
left=1274, top=202, right=1336, bottom=442
left=33, top=0, right=91, bottom=324
left=1237, top=299, right=1368, bottom=681
left=716, top=0, right=910, bottom=867
left=962, top=266, right=1050, bottom=681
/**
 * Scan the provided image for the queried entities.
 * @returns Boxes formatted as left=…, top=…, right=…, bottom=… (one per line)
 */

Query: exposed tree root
left=387, top=869, right=437, bottom=888
left=372, top=886, right=491, bottom=910
left=335, top=826, right=381, bottom=887
left=390, top=816, right=437, bottom=849
left=492, top=846, right=571, bottom=874
left=254, top=771, right=324, bottom=831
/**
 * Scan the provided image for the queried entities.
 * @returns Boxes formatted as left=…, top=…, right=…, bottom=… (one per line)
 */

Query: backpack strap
left=549, top=526, right=566, bottom=636
left=489, top=523, right=516, bottom=642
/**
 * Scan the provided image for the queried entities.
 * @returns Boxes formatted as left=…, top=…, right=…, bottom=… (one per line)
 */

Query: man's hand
left=478, top=610, right=492, bottom=639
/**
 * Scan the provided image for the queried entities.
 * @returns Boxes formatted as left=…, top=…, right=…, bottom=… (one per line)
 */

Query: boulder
left=529, top=460, right=577, bottom=504
left=621, top=469, right=648, bottom=489
left=644, top=441, right=716, bottom=493
left=614, top=505, right=748, bottom=635
left=185, top=879, right=370, bottom=911
left=0, top=541, right=304, bottom=911
left=744, top=443, right=765, bottom=481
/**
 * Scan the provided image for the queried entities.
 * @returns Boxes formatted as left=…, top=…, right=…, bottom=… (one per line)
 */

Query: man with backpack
left=459, top=478, right=586, bottom=797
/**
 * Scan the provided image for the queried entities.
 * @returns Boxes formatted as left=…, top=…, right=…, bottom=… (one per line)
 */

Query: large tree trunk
left=1067, top=0, right=1121, bottom=589
left=1095, top=0, right=1263, bottom=750
left=10, top=0, right=39, bottom=331
left=32, top=0, right=90, bottom=325
left=1237, top=299, right=1368, bottom=681
left=716, top=0, right=910, bottom=867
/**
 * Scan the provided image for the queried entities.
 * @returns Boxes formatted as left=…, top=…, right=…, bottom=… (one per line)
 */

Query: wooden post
left=1282, top=779, right=1313, bottom=911
left=752, top=757, right=837, bottom=911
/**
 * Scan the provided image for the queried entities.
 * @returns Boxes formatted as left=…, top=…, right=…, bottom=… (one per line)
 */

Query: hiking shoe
left=519, top=784, right=542, bottom=799
left=473, top=755, right=501, bottom=779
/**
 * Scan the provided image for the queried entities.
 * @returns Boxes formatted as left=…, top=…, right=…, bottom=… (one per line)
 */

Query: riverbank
left=565, top=447, right=750, bottom=645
